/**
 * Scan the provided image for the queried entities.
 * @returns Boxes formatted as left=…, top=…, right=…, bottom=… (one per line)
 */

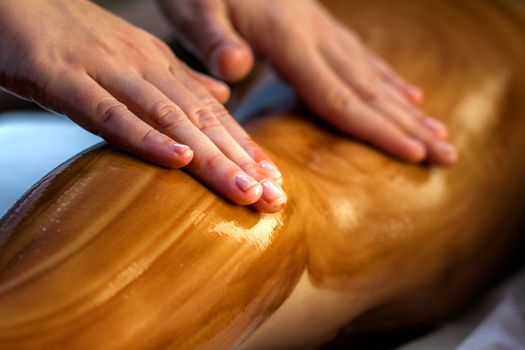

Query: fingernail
left=211, top=43, right=242, bottom=76
left=424, top=117, right=447, bottom=137
left=434, top=141, right=458, bottom=162
left=259, top=160, right=283, bottom=183
left=172, top=143, right=192, bottom=156
left=261, top=179, right=286, bottom=202
left=235, top=173, right=260, bottom=192
left=407, top=85, right=423, bottom=103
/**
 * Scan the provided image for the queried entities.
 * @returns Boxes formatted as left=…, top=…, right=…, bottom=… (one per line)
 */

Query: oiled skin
left=1, top=0, right=525, bottom=349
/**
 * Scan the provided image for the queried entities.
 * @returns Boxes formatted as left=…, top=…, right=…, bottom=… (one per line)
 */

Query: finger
left=187, top=69, right=231, bottom=104
left=320, top=39, right=456, bottom=164
left=320, top=40, right=380, bottom=101
left=53, top=72, right=193, bottom=169
left=369, top=62, right=455, bottom=164
left=380, top=83, right=449, bottom=139
left=369, top=89, right=458, bottom=165
left=250, top=179, right=288, bottom=213
left=164, top=0, right=254, bottom=82
left=331, top=23, right=424, bottom=105
left=323, top=45, right=450, bottom=141
left=272, top=43, right=426, bottom=162
left=94, top=69, right=265, bottom=206
left=369, top=57, right=456, bottom=164
left=368, top=51, right=424, bottom=104
left=173, top=64, right=284, bottom=184
left=149, top=67, right=287, bottom=210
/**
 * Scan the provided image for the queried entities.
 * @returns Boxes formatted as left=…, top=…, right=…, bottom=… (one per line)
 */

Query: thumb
left=159, top=0, right=254, bottom=82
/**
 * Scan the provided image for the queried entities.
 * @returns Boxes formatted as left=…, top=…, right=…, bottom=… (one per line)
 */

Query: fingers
left=93, top=65, right=285, bottom=211
left=94, top=69, right=268, bottom=207
left=187, top=69, right=230, bottom=104
left=149, top=66, right=287, bottom=211
left=172, top=64, right=284, bottom=185
left=321, top=42, right=457, bottom=164
left=370, top=89, right=457, bottom=165
left=161, top=0, right=253, bottom=81
left=379, top=81, right=447, bottom=139
left=332, top=22, right=424, bottom=104
left=54, top=72, right=194, bottom=169
left=7, top=0, right=283, bottom=212
left=273, top=41, right=427, bottom=162
left=368, top=51, right=424, bottom=105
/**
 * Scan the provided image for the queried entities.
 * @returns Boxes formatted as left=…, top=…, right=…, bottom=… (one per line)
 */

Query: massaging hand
left=0, top=0, right=286, bottom=213
left=158, top=0, right=458, bottom=164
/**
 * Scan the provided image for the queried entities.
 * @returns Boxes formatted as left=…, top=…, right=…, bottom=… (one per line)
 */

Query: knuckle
left=199, top=151, right=226, bottom=172
left=358, top=83, right=379, bottom=101
left=238, top=160, right=260, bottom=174
left=239, top=136, right=261, bottom=158
left=96, top=99, right=128, bottom=133
left=141, top=128, right=161, bottom=143
left=60, top=51, right=83, bottom=69
left=191, top=108, right=220, bottom=130
left=326, top=89, right=354, bottom=114
left=150, top=100, right=186, bottom=129
left=117, top=34, right=150, bottom=63
left=90, top=36, right=118, bottom=58
left=205, top=100, right=229, bottom=119
left=149, top=35, right=174, bottom=59
left=27, top=54, right=52, bottom=81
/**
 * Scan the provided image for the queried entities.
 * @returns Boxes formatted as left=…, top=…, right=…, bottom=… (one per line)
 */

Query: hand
left=158, top=0, right=458, bottom=165
left=0, top=0, right=286, bottom=212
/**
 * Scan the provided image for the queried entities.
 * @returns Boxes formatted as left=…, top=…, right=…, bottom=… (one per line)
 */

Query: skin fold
left=0, top=0, right=524, bottom=348
left=0, top=0, right=456, bottom=214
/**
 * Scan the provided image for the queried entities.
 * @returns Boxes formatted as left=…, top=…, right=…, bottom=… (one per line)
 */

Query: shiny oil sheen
left=1, top=0, right=525, bottom=349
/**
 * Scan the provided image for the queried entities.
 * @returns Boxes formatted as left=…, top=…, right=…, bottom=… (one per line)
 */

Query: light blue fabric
left=0, top=112, right=102, bottom=216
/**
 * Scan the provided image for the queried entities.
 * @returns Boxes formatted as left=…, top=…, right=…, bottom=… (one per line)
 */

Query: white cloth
left=399, top=270, right=525, bottom=350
